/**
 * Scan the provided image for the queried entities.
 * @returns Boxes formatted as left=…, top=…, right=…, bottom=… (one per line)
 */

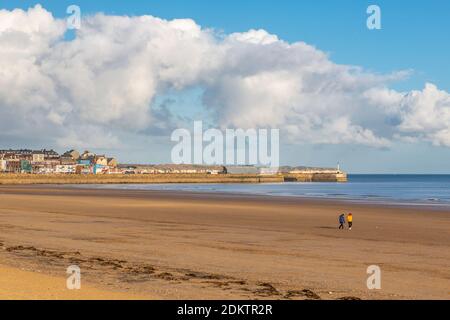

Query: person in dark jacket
left=338, top=214, right=345, bottom=229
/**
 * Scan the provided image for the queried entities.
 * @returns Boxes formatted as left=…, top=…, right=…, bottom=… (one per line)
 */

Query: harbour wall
left=0, top=172, right=347, bottom=184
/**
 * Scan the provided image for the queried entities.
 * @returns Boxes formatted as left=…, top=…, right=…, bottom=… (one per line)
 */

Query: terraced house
left=0, top=149, right=117, bottom=174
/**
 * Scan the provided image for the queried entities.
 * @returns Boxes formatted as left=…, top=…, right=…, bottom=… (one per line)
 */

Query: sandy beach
left=0, top=265, right=150, bottom=300
left=0, top=185, right=449, bottom=300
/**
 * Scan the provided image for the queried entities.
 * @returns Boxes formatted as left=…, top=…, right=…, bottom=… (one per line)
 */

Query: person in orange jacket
left=347, top=213, right=353, bottom=230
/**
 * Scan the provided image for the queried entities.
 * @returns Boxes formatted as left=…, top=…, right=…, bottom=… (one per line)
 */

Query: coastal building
left=32, top=152, right=45, bottom=162
left=75, top=164, right=92, bottom=174
left=0, top=148, right=346, bottom=180
left=42, top=149, right=60, bottom=160
left=66, top=150, right=80, bottom=160
left=77, top=159, right=91, bottom=166
left=55, top=165, right=76, bottom=174
left=0, top=159, right=6, bottom=171
left=60, top=156, right=76, bottom=165
left=61, top=149, right=80, bottom=164
left=20, top=160, right=32, bottom=173
left=95, top=156, right=108, bottom=166
left=107, top=158, right=117, bottom=167
left=35, top=167, right=55, bottom=174
left=224, top=166, right=259, bottom=175
left=6, top=160, right=21, bottom=173
left=80, top=150, right=95, bottom=160
left=0, top=148, right=119, bottom=175
left=93, top=164, right=108, bottom=174
left=116, top=164, right=227, bottom=174
left=0, top=149, right=31, bottom=161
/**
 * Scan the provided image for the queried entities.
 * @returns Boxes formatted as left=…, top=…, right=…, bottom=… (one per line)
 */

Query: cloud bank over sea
left=1, top=5, right=450, bottom=150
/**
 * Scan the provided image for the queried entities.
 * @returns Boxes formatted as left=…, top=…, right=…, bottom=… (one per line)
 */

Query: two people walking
left=338, top=213, right=353, bottom=230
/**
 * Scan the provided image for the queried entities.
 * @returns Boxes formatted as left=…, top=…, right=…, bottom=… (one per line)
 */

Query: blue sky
left=1, top=1, right=450, bottom=173
left=4, top=0, right=449, bottom=91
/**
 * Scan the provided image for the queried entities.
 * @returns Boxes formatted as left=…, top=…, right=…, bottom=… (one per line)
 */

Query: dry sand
left=0, top=185, right=449, bottom=300
left=0, top=265, right=150, bottom=299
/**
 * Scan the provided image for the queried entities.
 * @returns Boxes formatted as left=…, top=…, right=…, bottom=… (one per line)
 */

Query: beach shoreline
left=3, top=183, right=450, bottom=212
left=0, top=185, right=449, bottom=300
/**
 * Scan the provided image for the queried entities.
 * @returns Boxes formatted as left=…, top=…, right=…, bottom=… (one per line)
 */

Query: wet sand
left=0, top=185, right=449, bottom=300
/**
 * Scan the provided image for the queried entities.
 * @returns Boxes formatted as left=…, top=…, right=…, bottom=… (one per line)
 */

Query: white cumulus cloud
left=0, top=5, right=449, bottom=150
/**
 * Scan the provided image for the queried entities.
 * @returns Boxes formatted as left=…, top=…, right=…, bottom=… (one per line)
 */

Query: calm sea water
left=78, top=175, right=450, bottom=207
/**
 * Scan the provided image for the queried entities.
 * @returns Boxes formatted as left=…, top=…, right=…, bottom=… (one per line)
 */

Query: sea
left=76, top=174, right=450, bottom=207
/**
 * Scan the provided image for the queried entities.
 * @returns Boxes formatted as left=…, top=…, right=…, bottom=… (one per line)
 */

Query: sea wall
left=283, top=172, right=347, bottom=182
left=0, top=172, right=347, bottom=184
left=0, top=173, right=284, bottom=185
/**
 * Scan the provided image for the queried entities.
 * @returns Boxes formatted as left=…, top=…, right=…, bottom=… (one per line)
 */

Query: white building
left=37, top=167, right=55, bottom=174
left=0, top=160, right=6, bottom=172
left=32, top=153, right=45, bottom=162
left=55, top=165, right=76, bottom=174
